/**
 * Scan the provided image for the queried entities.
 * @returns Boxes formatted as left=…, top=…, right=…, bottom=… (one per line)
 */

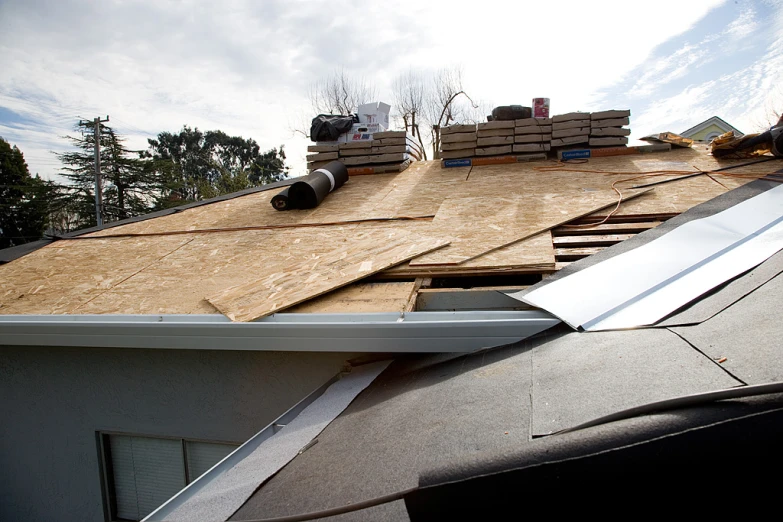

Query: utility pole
left=80, top=115, right=110, bottom=226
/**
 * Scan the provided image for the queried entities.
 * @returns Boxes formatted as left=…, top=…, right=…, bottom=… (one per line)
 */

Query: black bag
left=310, top=114, right=356, bottom=142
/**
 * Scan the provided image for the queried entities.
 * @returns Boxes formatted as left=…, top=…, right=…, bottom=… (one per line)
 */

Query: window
left=99, top=433, right=238, bottom=521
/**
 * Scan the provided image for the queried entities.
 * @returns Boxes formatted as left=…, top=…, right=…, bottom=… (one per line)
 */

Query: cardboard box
left=357, top=102, right=391, bottom=127
left=339, top=122, right=387, bottom=143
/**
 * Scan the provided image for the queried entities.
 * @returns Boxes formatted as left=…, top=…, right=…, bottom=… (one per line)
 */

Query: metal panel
left=517, top=183, right=783, bottom=331
left=0, top=311, right=560, bottom=353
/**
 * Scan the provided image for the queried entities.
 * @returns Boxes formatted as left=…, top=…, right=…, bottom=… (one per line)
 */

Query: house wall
left=0, top=346, right=355, bottom=522
left=685, top=123, right=729, bottom=141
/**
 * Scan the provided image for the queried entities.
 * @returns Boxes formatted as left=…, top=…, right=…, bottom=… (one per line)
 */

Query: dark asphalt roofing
left=230, top=175, right=783, bottom=522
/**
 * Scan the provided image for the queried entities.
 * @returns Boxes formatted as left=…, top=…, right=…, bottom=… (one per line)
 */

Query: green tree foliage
left=0, top=137, right=61, bottom=248
left=145, top=126, right=288, bottom=205
left=56, top=121, right=161, bottom=228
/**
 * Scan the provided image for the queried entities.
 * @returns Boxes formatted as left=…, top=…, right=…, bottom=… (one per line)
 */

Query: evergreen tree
left=0, top=137, right=61, bottom=248
left=56, top=121, right=161, bottom=227
left=145, top=126, right=288, bottom=205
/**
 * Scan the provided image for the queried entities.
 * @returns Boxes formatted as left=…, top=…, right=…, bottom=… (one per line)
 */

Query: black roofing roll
left=287, top=161, right=349, bottom=209
left=271, top=187, right=291, bottom=211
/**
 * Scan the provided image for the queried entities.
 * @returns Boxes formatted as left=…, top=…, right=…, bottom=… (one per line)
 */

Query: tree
left=391, top=66, right=483, bottom=160
left=145, top=126, right=288, bottom=204
left=294, top=69, right=378, bottom=138
left=56, top=121, right=160, bottom=227
left=0, top=137, right=61, bottom=248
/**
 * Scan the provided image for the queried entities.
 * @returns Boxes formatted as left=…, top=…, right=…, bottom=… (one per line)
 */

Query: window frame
left=97, top=431, right=239, bottom=522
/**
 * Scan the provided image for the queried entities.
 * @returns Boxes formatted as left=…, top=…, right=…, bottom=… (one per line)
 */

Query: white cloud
left=0, top=0, right=727, bottom=180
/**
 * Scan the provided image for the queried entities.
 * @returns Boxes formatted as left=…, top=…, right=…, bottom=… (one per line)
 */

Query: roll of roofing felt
left=287, top=161, right=348, bottom=209
left=271, top=187, right=291, bottom=211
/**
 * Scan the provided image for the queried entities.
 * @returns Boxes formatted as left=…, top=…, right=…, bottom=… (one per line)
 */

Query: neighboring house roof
left=681, top=115, right=744, bottom=140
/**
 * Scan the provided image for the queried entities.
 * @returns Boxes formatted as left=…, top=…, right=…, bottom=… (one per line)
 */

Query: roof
left=227, top=176, right=783, bottom=521
left=0, top=148, right=776, bottom=321
left=681, top=115, right=744, bottom=139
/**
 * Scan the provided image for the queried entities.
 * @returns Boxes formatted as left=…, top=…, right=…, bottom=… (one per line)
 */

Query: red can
left=533, top=98, right=550, bottom=118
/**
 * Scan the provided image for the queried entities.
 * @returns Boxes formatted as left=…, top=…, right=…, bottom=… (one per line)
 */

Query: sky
left=0, top=0, right=781, bottom=182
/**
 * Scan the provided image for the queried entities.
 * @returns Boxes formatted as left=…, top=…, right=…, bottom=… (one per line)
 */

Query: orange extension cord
left=534, top=158, right=783, bottom=228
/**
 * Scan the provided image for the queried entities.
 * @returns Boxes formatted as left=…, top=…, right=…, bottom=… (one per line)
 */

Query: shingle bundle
left=307, top=131, right=423, bottom=174
left=514, top=117, right=552, bottom=154
left=475, top=121, right=515, bottom=156
left=550, top=112, right=592, bottom=147
left=590, top=110, right=631, bottom=147
left=439, top=124, right=478, bottom=159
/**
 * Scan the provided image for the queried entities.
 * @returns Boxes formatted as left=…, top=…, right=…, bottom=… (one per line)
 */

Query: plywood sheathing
left=285, top=281, right=416, bottom=313
left=408, top=189, right=648, bottom=267
left=0, top=235, right=194, bottom=314
left=0, top=148, right=773, bottom=316
left=206, top=231, right=449, bottom=321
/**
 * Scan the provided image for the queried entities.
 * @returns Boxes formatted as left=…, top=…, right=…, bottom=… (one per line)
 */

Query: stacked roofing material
left=440, top=124, right=478, bottom=159
left=550, top=112, right=592, bottom=148
left=590, top=109, right=631, bottom=147
left=475, top=121, right=515, bottom=157
left=307, top=131, right=424, bottom=175
left=514, top=117, right=552, bottom=155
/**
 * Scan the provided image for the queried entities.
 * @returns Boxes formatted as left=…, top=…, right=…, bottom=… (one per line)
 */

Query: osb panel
left=76, top=226, right=438, bottom=315
left=285, top=282, right=415, bottom=313
left=409, top=189, right=644, bottom=266
left=384, top=231, right=555, bottom=276
left=207, top=232, right=448, bottom=321
left=0, top=236, right=193, bottom=314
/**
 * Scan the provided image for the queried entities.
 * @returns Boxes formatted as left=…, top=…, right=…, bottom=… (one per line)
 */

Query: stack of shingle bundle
left=590, top=109, right=631, bottom=147
left=328, top=131, right=423, bottom=174
left=475, top=121, right=515, bottom=157
left=550, top=112, right=591, bottom=148
left=305, top=144, right=340, bottom=172
left=513, top=117, right=552, bottom=154
left=440, top=124, right=478, bottom=159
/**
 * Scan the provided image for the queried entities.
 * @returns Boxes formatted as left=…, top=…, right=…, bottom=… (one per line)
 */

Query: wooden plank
left=206, top=232, right=449, bottom=321
left=285, top=282, right=416, bottom=313
left=408, top=189, right=650, bottom=267
left=404, top=277, right=431, bottom=312
left=552, top=233, right=635, bottom=247
left=552, top=221, right=662, bottom=235
left=554, top=246, right=606, bottom=259
left=382, top=231, right=555, bottom=277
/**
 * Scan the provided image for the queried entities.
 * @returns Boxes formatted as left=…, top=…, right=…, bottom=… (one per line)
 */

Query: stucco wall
left=0, top=346, right=355, bottom=522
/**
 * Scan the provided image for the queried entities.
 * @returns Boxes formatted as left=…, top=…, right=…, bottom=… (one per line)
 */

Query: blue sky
left=0, top=0, right=781, bottom=181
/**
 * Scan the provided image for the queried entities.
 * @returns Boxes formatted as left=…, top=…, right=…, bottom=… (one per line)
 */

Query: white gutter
left=0, top=311, right=560, bottom=353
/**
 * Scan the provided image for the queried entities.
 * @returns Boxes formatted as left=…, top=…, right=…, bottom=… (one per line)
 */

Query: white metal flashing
left=0, top=311, right=560, bottom=353
left=517, top=183, right=783, bottom=331
left=144, top=360, right=391, bottom=522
